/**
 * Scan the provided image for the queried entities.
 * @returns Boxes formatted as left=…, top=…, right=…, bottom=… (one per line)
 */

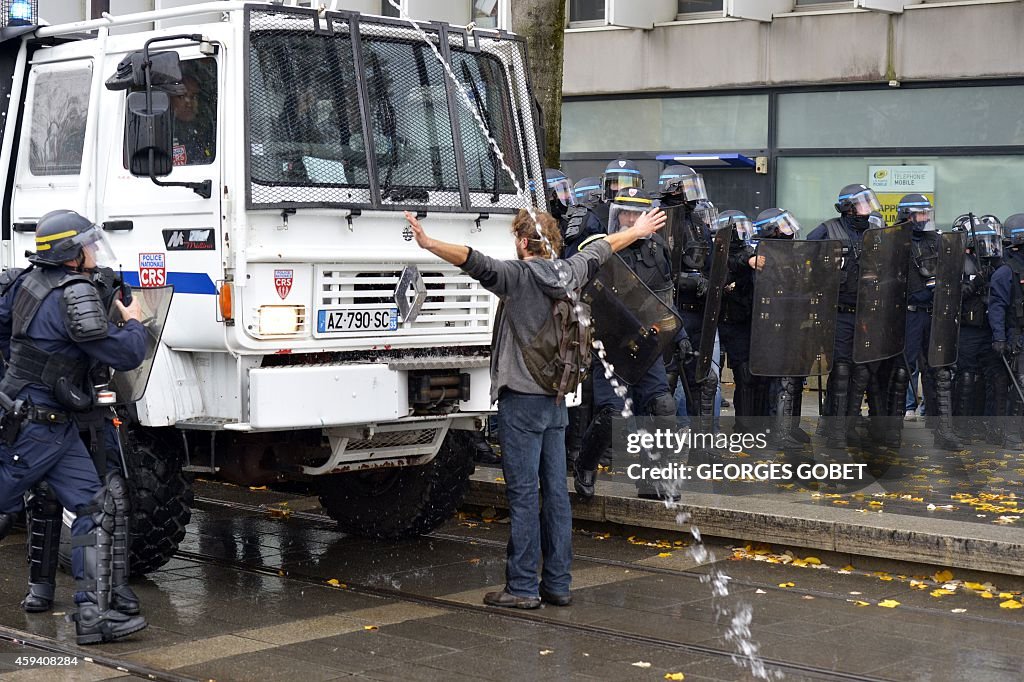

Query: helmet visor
left=546, top=176, right=575, bottom=208
left=974, top=230, right=1003, bottom=259
left=753, top=211, right=801, bottom=239
left=716, top=214, right=753, bottom=242
left=904, top=207, right=935, bottom=231
left=608, top=203, right=647, bottom=235
left=77, top=225, right=118, bottom=268
left=603, top=170, right=643, bottom=197
left=574, top=181, right=601, bottom=204
left=842, top=188, right=882, bottom=216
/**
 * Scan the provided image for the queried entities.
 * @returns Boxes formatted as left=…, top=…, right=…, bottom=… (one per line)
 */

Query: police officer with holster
left=987, top=214, right=1024, bottom=449
left=0, top=210, right=148, bottom=645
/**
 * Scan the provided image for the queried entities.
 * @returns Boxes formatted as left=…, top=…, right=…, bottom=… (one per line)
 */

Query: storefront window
left=778, top=86, right=1024, bottom=149
left=562, top=94, right=768, bottom=154
left=777, top=156, right=1024, bottom=232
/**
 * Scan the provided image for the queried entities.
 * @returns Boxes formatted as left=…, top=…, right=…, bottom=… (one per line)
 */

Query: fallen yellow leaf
left=849, top=600, right=871, bottom=607
left=665, top=674, right=685, bottom=681
left=934, top=570, right=954, bottom=583
left=326, top=578, right=341, bottom=587
left=778, top=582, right=795, bottom=588
left=804, top=557, right=822, bottom=565
left=980, top=591, right=994, bottom=599
left=999, top=600, right=1023, bottom=609
left=877, top=599, right=900, bottom=608
left=248, top=485, right=268, bottom=491
left=658, top=552, right=673, bottom=558
left=930, top=589, right=955, bottom=597
left=964, top=582, right=984, bottom=591
left=1000, top=592, right=1014, bottom=599
left=363, top=625, right=378, bottom=631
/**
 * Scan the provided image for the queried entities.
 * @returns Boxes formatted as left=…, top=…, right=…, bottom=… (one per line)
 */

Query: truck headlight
left=258, top=305, right=306, bottom=336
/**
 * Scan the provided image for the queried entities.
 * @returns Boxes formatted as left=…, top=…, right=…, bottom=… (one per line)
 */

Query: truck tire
left=318, top=428, right=476, bottom=539
left=59, top=427, right=193, bottom=576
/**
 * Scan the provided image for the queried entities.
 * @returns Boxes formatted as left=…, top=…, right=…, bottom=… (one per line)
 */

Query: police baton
left=1000, top=354, right=1024, bottom=406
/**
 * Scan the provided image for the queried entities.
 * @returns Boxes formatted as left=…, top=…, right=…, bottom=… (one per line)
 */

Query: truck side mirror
left=126, top=90, right=173, bottom=178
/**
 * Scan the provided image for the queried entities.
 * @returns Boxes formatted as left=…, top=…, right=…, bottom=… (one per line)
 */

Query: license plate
left=317, top=307, right=398, bottom=333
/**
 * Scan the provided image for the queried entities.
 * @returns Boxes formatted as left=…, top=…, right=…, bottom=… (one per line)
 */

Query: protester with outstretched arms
left=404, top=206, right=665, bottom=610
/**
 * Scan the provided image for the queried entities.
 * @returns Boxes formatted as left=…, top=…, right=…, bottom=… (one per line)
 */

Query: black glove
left=993, top=340, right=1009, bottom=356
left=677, top=337, right=695, bottom=363
left=677, top=272, right=708, bottom=298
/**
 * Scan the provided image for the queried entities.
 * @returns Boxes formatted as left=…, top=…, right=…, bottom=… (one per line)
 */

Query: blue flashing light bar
left=656, top=153, right=756, bottom=169
left=5, top=0, right=36, bottom=27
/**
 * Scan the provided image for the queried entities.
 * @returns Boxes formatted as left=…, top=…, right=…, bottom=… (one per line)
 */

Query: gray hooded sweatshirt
left=460, top=239, right=613, bottom=404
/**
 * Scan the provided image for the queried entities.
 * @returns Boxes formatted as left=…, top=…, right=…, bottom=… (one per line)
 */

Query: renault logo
left=394, top=265, right=428, bottom=324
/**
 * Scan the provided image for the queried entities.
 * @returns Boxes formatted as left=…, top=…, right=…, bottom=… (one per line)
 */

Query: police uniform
left=987, top=246, right=1024, bottom=448
left=0, top=211, right=148, bottom=645
left=719, top=232, right=764, bottom=429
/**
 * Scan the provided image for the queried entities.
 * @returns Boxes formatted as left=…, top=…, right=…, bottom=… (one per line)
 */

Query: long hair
left=511, top=209, right=562, bottom=259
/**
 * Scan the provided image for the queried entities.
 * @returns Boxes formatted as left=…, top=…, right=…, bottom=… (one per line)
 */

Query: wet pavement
left=1, top=479, right=1023, bottom=681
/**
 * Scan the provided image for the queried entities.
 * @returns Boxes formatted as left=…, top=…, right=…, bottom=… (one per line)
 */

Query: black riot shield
left=108, top=286, right=174, bottom=403
left=696, top=226, right=730, bottom=381
left=928, top=231, right=967, bottom=368
left=750, top=240, right=843, bottom=377
left=853, top=226, right=912, bottom=364
left=582, top=254, right=683, bottom=385
left=660, top=203, right=687, bottom=276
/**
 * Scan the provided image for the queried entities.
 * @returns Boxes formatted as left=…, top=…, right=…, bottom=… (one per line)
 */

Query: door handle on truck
left=102, top=220, right=134, bottom=231
left=12, top=222, right=36, bottom=232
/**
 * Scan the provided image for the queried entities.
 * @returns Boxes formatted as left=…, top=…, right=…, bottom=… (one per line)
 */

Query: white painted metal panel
left=608, top=0, right=676, bottom=29
left=727, top=0, right=792, bottom=22
left=249, top=364, right=406, bottom=428
left=405, top=0, right=471, bottom=25
left=856, top=0, right=918, bottom=13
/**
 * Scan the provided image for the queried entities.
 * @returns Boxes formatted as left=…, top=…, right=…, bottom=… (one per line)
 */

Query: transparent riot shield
left=928, top=231, right=967, bottom=368
left=853, top=226, right=911, bottom=364
left=108, top=286, right=174, bottom=403
left=582, top=254, right=683, bottom=385
left=696, top=226, right=730, bottom=381
left=659, top=203, right=687, bottom=276
left=749, top=240, right=843, bottom=377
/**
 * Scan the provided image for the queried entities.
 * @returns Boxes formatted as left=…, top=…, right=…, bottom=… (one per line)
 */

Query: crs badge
left=138, top=253, right=166, bottom=287
left=274, top=269, right=294, bottom=299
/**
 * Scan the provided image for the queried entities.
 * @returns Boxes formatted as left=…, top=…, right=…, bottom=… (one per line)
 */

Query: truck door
left=97, top=53, right=222, bottom=350
left=8, top=58, right=94, bottom=263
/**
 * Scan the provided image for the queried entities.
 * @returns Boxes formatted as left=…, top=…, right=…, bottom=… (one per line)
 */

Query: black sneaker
left=483, top=590, right=540, bottom=609
left=539, top=588, right=572, bottom=607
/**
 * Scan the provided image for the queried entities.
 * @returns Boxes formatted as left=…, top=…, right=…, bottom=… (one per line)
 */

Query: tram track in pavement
left=0, top=624, right=200, bottom=682
left=195, top=493, right=1024, bottom=631
left=190, top=493, right=903, bottom=681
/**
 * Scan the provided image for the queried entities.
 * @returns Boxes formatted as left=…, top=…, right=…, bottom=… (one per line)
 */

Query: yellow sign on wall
left=869, top=165, right=935, bottom=226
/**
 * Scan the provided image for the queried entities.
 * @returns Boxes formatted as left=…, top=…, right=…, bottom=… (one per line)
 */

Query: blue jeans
left=497, top=390, right=572, bottom=598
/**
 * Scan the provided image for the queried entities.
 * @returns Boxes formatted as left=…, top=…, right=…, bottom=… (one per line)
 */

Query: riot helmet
left=896, top=193, right=936, bottom=232
left=1004, top=213, right=1024, bottom=248
left=602, top=158, right=643, bottom=201
left=608, top=187, right=654, bottom=235
left=545, top=168, right=575, bottom=216
left=29, top=210, right=118, bottom=269
left=753, top=208, right=801, bottom=241
left=716, top=210, right=753, bottom=244
left=573, top=177, right=602, bottom=207
left=835, top=184, right=882, bottom=216
left=956, top=213, right=1002, bottom=260
left=659, top=163, right=707, bottom=204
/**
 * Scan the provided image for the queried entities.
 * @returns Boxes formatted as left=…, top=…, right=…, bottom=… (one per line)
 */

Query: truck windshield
left=247, top=14, right=524, bottom=210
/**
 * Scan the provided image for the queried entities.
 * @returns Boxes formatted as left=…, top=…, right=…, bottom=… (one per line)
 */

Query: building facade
left=560, top=0, right=1024, bottom=229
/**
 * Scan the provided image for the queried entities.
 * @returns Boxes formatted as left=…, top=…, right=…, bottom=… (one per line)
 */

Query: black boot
left=576, top=407, right=613, bottom=499
left=22, top=483, right=62, bottom=613
left=469, top=430, right=500, bottom=465
left=0, top=512, right=11, bottom=540
left=932, top=368, right=963, bottom=451
left=824, top=363, right=852, bottom=448
left=772, top=378, right=805, bottom=450
left=108, top=473, right=141, bottom=616
left=73, top=489, right=146, bottom=645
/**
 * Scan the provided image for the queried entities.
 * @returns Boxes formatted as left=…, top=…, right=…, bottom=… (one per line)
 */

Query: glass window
left=169, top=58, right=217, bottom=166
left=381, top=0, right=400, bottom=17
left=678, top=0, right=723, bottom=14
left=569, top=0, right=605, bottom=23
left=362, top=38, right=460, bottom=196
left=249, top=32, right=366, bottom=188
left=30, top=65, right=91, bottom=176
left=778, top=86, right=1024, bottom=150
left=561, top=94, right=769, bottom=154
left=473, top=0, right=499, bottom=28
left=777, top=156, right=1024, bottom=233
left=451, top=51, right=522, bottom=194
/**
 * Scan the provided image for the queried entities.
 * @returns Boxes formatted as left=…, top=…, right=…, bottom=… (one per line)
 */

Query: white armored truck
left=0, top=1, right=545, bottom=573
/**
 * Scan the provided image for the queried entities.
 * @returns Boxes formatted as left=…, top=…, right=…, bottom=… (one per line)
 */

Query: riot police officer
left=716, top=210, right=764, bottom=432
left=574, top=189, right=689, bottom=500
left=0, top=210, right=148, bottom=645
left=573, top=177, right=603, bottom=209
left=594, top=159, right=644, bottom=229
left=806, top=184, right=883, bottom=448
left=885, top=195, right=962, bottom=450
left=988, top=214, right=1024, bottom=449
left=953, top=214, right=1002, bottom=441
left=751, top=208, right=812, bottom=449
left=552, top=172, right=605, bottom=258
left=660, top=164, right=719, bottom=436
left=18, top=265, right=144, bottom=615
